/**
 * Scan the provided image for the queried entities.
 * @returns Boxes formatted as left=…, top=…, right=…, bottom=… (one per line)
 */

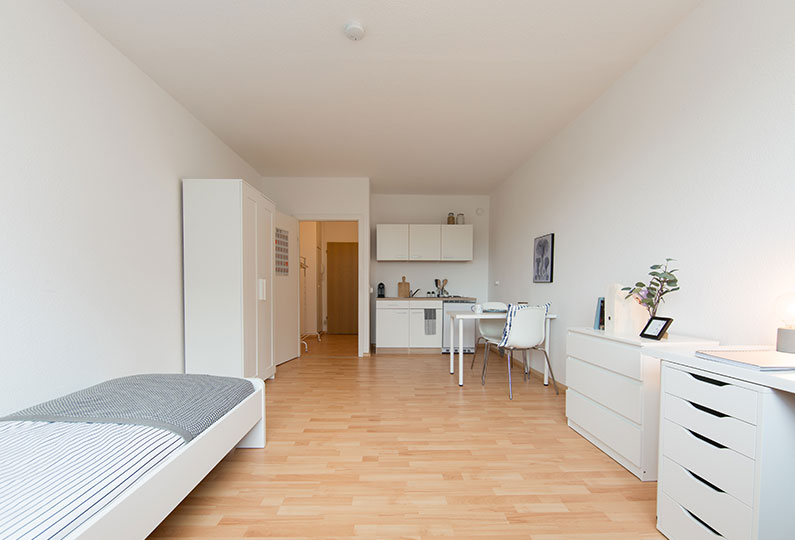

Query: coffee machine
left=377, top=282, right=385, bottom=298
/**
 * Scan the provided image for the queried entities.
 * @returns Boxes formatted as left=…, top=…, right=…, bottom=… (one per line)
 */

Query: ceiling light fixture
left=343, top=21, right=365, bottom=41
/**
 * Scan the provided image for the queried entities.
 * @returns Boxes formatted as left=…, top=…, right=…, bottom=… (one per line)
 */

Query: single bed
left=0, top=374, right=265, bottom=540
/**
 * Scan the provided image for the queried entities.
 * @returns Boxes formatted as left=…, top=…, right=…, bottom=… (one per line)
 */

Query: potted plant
left=622, top=259, right=680, bottom=318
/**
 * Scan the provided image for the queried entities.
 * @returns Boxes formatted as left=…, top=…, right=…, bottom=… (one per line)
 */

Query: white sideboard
left=565, top=328, right=717, bottom=481
left=650, top=349, right=795, bottom=540
left=376, top=224, right=472, bottom=261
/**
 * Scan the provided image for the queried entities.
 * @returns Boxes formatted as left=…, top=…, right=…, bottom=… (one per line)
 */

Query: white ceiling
left=67, top=0, right=700, bottom=194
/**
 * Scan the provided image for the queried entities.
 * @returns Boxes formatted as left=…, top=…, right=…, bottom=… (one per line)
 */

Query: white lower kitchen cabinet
left=375, top=301, right=409, bottom=348
left=409, top=305, right=443, bottom=349
left=376, top=299, right=442, bottom=353
left=564, top=328, right=716, bottom=481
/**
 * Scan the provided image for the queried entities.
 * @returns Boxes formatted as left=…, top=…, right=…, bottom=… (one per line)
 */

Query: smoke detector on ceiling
left=343, top=21, right=365, bottom=41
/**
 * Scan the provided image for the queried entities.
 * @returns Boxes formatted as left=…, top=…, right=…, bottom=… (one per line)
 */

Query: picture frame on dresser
left=639, top=316, right=673, bottom=340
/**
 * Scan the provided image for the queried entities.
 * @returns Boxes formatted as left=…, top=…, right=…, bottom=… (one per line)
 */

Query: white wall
left=489, top=0, right=795, bottom=382
left=0, top=2, right=262, bottom=415
left=274, top=211, right=300, bottom=365
left=299, top=221, right=320, bottom=335
left=260, top=177, right=371, bottom=355
left=370, top=194, right=490, bottom=340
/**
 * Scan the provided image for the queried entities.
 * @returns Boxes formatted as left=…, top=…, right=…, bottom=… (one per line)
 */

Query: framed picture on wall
left=533, top=233, right=554, bottom=283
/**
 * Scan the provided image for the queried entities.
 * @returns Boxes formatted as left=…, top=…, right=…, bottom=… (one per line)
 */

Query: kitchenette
left=372, top=215, right=483, bottom=354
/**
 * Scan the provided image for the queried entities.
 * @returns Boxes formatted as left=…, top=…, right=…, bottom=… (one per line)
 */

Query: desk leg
left=449, top=316, right=454, bottom=374
left=543, top=317, right=551, bottom=386
left=458, top=318, right=464, bottom=386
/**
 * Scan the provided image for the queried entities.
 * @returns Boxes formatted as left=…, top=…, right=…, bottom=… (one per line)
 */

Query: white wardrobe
left=182, top=179, right=275, bottom=380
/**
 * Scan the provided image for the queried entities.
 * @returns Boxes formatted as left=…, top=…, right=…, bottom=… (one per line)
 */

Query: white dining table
left=448, top=311, right=557, bottom=386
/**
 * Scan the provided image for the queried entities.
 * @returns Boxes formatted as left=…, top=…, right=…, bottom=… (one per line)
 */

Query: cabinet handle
left=689, top=372, right=728, bottom=387
left=684, top=508, right=724, bottom=537
left=688, top=400, right=728, bottom=418
left=684, top=467, right=725, bottom=493
left=687, top=428, right=727, bottom=449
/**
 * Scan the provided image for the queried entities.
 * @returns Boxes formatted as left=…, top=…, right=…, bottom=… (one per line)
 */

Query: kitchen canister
left=447, top=212, right=455, bottom=224
left=456, top=213, right=465, bottom=224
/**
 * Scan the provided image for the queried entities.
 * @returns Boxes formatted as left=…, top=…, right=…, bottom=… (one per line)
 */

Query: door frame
left=293, top=213, right=369, bottom=357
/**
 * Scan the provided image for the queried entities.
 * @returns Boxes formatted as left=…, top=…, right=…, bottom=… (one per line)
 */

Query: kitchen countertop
left=376, top=297, right=476, bottom=302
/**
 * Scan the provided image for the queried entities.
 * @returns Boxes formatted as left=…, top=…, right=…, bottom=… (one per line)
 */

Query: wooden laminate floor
left=150, top=335, right=663, bottom=539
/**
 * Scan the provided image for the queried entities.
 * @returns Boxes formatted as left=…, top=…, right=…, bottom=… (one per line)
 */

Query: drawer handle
left=690, top=372, right=728, bottom=387
left=684, top=508, right=724, bottom=537
left=684, top=467, right=725, bottom=493
left=689, top=401, right=729, bottom=418
left=688, top=429, right=727, bottom=449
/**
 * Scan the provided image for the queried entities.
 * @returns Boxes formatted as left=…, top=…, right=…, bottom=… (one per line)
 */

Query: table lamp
left=775, top=292, right=795, bottom=353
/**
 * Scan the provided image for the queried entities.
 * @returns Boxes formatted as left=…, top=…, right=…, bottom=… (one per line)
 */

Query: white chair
left=470, top=301, right=508, bottom=369
left=482, top=304, right=559, bottom=400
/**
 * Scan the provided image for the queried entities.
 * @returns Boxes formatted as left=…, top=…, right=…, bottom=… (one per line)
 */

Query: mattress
left=0, top=421, right=186, bottom=540
left=0, top=421, right=184, bottom=540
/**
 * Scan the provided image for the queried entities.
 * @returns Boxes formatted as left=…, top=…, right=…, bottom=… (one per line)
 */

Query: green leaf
left=635, top=282, right=646, bottom=287
left=650, top=264, right=662, bottom=269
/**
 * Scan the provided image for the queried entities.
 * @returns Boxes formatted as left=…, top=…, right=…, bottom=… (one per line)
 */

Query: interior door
left=257, top=194, right=275, bottom=379
left=274, top=212, right=300, bottom=365
left=326, top=242, right=358, bottom=334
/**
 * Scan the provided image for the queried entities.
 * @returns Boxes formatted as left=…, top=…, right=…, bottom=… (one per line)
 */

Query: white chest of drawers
left=565, top=328, right=717, bottom=481
left=652, top=352, right=795, bottom=540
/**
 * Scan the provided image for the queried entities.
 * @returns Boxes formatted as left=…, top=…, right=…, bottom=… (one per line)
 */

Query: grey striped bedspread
left=0, top=421, right=184, bottom=540
left=0, top=374, right=255, bottom=441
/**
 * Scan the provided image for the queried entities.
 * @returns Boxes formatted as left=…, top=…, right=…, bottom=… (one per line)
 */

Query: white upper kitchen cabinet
left=409, top=224, right=441, bottom=261
left=441, top=225, right=473, bottom=261
left=376, top=224, right=409, bottom=261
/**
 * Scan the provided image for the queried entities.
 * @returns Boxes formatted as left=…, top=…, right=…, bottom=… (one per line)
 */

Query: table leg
left=543, top=317, right=551, bottom=386
left=449, top=315, right=455, bottom=374
left=458, top=318, right=464, bottom=386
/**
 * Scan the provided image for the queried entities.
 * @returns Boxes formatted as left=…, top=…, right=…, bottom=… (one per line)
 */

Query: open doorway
left=299, top=221, right=358, bottom=356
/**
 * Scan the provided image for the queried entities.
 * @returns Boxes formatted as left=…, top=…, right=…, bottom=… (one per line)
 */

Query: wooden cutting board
left=397, top=276, right=410, bottom=298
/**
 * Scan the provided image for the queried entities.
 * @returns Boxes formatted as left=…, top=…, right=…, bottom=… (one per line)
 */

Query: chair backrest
left=499, top=305, right=546, bottom=349
left=477, top=302, right=508, bottom=340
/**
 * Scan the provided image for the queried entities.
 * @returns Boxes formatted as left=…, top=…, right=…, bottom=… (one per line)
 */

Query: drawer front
left=566, top=389, right=642, bottom=467
left=658, top=491, right=725, bottom=540
left=567, top=331, right=641, bottom=380
left=377, top=301, right=410, bottom=309
left=662, top=419, right=755, bottom=506
left=566, top=356, right=642, bottom=423
left=663, top=366, right=758, bottom=424
left=660, top=456, right=753, bottom=540
left=408, top=300, right=443, bottom=309
left=408, top=309, right=442, bottom=347
left=663, top=393, right=756, bottom=459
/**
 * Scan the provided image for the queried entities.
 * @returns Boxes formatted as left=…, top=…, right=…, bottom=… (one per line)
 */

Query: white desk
left=648, top=347, right=795, bottom=539
left=448, top=311, right=557, bottom=386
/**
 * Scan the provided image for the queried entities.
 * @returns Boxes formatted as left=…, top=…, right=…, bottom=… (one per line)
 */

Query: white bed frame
left=70, top=377, right=266, bottom=540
